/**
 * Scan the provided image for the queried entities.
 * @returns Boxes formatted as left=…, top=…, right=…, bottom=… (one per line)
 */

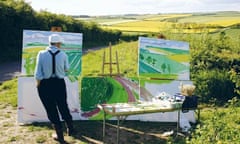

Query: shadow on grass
left=26, top=120, right=189, bottom=144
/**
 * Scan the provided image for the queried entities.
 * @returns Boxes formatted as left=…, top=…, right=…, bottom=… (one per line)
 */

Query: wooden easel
left=100, top=42, right=120, bottom=77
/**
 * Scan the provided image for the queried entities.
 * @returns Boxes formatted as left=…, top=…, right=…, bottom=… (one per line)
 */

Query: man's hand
left=36, top=80, right=41, bottom=87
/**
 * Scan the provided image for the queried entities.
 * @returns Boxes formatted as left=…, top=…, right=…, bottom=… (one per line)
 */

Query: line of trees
left=0, top=0, right=125, bottom=63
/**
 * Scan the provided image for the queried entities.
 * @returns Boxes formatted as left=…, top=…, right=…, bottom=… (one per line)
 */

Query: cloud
left=202, top=0, right=240, bottom=4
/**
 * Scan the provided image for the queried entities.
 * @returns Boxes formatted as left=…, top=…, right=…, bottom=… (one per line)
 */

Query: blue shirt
left=34, top=46, right=69, bottom=80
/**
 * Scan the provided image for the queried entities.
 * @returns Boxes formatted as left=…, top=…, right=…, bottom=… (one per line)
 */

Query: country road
left=0, top=61, right=21, bottom=83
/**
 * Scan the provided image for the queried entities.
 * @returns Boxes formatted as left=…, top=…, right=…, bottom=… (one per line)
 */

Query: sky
left=26, top=0, right=240, bottom=16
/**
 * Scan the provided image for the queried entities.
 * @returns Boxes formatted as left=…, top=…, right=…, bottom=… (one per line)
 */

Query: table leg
left=103, top=111, right=106, bottom=140
left=198, top=108, right=200, bottom=123
left=117, top=116, right=120, bottom=144
left=177, top=109, right=180, bottom=134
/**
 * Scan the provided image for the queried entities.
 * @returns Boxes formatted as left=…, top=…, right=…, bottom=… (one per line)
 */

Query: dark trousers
left=37, top=78, right=72, bottom=127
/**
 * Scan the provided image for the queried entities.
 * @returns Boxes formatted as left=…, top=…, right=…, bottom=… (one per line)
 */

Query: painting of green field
left=139, top=37, right=190, bottom=81
left=80, top=76, right=140, bottom=120
left=22, top=30, right=82, bottom=81
left=22, top=47, right=46, bottom=75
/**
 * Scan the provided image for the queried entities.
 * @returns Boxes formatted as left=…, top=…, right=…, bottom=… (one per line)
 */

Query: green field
left=176, top=12, right=240, bottom=26
left=75, top=14, right=158, bottom=24
left=82, top=41, right=138, bottom=77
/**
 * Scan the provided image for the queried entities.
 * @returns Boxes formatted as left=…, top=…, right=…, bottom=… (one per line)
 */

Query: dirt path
left=0, top=103, right=176, bottom=144
left=0, top=103, right=62, bottom=144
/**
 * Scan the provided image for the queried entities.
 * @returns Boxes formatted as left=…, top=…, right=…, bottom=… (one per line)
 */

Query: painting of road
left=80, top=76, right=140, bottom=120
left=138, top=37, right=190, bottom=81
left=22, top=30, right=82, bottom=81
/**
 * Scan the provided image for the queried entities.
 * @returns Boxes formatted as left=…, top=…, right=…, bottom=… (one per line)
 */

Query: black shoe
left=65, top=120, right=76, bottom=136
left=52, top=133, right=66, bottom=144
left=52, top=124, right=66, bottom=144
left=67, top=127, right=76, bottom=136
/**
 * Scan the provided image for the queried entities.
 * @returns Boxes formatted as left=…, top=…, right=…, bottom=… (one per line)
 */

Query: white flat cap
left=49, top=34, right=64, bottom=43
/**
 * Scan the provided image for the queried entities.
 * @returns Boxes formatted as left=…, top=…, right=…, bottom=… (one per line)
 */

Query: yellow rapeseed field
left=103, top=20, right=217, bottom=33
left=206, top=18, right=240, bottom=27
left=103, top=21, right=172, bottom=33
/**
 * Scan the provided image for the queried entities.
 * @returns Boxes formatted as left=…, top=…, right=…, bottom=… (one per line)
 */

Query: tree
left=161, top=63, right=166, bottom=73
left=146, top=56, right=152, bottom=64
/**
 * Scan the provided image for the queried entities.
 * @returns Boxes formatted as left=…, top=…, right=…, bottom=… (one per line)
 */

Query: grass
left=189, top=106, right=240, bottom=143
left=82, top=41, right=138, bottom=77
left=0, top=79, right=18, bottom=107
